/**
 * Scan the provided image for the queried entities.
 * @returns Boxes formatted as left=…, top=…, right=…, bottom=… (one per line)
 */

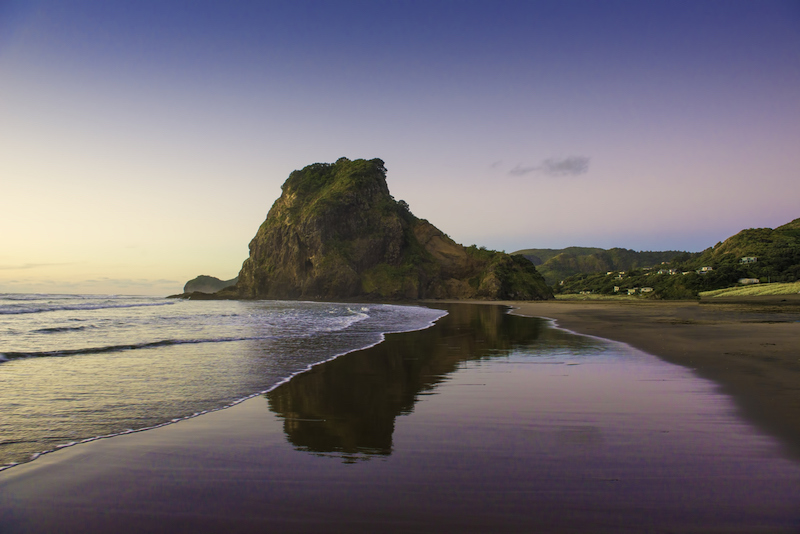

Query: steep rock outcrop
left=228, top=158, right=552, bottom=301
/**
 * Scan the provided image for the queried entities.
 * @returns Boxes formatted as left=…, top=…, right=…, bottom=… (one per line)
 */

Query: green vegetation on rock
left=225, top=158, right=552, bottom=301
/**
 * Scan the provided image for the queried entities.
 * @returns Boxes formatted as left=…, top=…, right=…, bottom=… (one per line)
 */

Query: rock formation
left=183, top=275, right=238, bottom=294
left=223, top=157, right=552, bottom=301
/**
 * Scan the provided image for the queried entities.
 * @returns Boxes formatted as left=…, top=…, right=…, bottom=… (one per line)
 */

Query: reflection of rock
left=266, top=304, right=550, bottom=461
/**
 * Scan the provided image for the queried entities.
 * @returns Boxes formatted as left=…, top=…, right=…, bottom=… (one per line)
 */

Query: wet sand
left=2, top=303, right=800, bottom=533
left=502, top=295, right=800, bottom=459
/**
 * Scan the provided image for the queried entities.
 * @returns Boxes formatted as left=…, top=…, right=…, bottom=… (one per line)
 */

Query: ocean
left=3, top=298, right=800, bottom=531
left=0, top=294, right=446, bottom=468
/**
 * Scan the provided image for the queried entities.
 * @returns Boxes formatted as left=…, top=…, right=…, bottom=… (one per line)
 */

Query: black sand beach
left=509, top=296, right=800, bottom=459
left=2, top=303, right=799, bottom=533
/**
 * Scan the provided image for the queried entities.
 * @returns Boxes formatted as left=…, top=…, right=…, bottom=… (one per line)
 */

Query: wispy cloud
left=0, top=262, right=73, bottom=270
left=541, top=156, right=590, bottom=176
left=82, top=278, right=180, bottom=287
left=509, top=156, right=590, bottom=177
left=509, top=165, right=538, bottom=176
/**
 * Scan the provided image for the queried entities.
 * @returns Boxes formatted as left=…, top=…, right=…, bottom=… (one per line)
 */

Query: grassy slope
left=700, top=281, right=800, bottom=298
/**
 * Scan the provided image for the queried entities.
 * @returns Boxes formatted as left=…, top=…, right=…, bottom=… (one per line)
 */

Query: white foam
left=1, top=301, right=448, bottom=472
left=0, top=300, right=175, bottom=315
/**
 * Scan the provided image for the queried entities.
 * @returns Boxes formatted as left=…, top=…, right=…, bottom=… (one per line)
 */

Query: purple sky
left=1, top=0, right=798, bottom=294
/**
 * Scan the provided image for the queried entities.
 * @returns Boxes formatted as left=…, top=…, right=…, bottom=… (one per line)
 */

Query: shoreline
left=0, top=303, right=446, bottom=473
left=444, top=296, right=800, bottom=459
left=3, top=302, right=800, bottom=533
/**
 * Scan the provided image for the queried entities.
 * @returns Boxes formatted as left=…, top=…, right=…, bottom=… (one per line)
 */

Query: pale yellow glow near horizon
left=1, top=158, right=254, bottom=295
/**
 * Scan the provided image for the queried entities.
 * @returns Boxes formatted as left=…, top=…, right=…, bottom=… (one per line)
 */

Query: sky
left=1, top=0, right=798, bottom=295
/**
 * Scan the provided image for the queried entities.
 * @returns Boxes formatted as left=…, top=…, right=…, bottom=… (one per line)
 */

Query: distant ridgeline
left=550, top=218, right=800, bottom=298
left=181, top=158, right=552, bottom=301
left=513, top=247, right=688, bottom=286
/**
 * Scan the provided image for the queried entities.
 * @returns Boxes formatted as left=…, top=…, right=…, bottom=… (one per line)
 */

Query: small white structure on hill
left=740, top=257, right=758, bottom=264
left=738, top=278, right=760, bottom=285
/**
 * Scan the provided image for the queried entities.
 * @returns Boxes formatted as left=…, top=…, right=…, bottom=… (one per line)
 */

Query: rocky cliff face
left=230, top=158, right=552, bottom=301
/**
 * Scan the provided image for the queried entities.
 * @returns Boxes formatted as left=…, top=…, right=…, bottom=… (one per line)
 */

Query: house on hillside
left=640, top=287, right=654, bottom=293
left=738, top=278, right=760, bottom=285
left=698, top=266, right=714, bottom=274
left=740, top=257, right=758, bottom=264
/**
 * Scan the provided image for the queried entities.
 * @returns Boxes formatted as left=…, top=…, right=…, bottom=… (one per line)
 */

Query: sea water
left=0, top=294, right=446, bottom=468
left=3, top=303, right=799, bottom=532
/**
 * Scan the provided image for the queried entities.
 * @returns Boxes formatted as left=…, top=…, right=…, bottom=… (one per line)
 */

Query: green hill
left=555, top=217, right=800, bottom=299
left=513, top=247, right=605, bottom=266
left=684, top=218, right=800, bottom=280
left=777, top=218, right=800, bottom=231
left=512, top=247, right=689, bottom=285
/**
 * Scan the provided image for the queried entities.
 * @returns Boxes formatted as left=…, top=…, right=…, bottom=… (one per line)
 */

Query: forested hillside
left=555, top=218, right=800, bottom=298
left=513, top=247, right=689, bottom=285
